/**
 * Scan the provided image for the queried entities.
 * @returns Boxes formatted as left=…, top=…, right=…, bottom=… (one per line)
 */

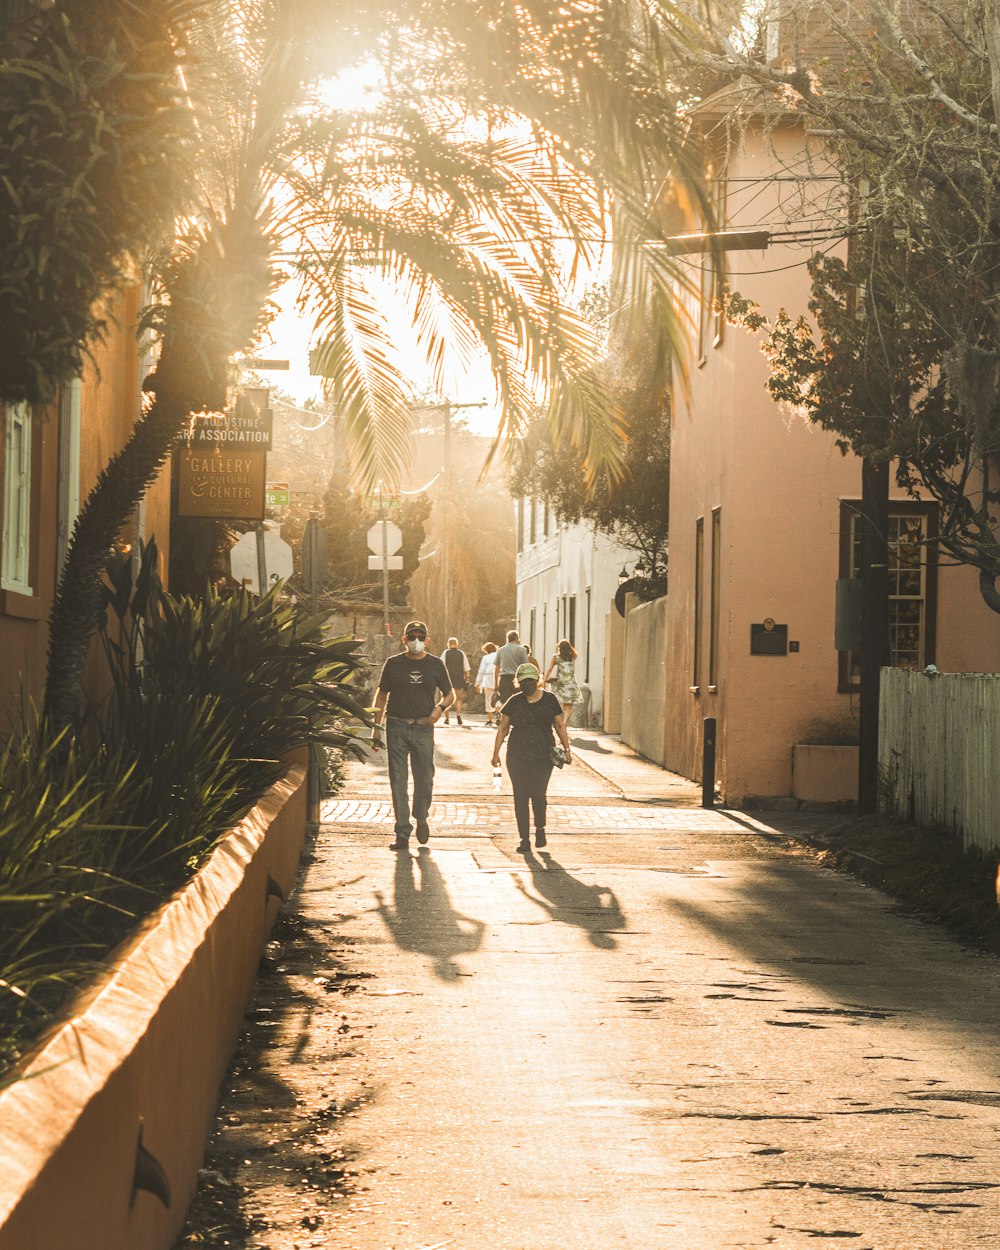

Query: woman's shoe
left=534, top=829, right=547, bottom=848
left=516, top=839, right=530, bottom=853
left=456, top=714, right=463, bottom=726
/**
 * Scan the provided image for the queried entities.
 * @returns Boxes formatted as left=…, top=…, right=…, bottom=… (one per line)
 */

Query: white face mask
left=406, top=638, right=426, bottom=654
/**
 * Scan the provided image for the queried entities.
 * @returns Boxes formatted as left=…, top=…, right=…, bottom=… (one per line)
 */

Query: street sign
left=177, top=449, right=266, bottom=519
left=367, top=520, right=402, bottom=555
left=266, top=482, right=291, bottom=507
left=368, top=555, right=404, bottom=571
left=230, top=527, right=293, bottom=593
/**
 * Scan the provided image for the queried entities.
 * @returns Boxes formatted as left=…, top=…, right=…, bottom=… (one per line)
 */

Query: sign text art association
left=177, top=449, right=267, bottom=520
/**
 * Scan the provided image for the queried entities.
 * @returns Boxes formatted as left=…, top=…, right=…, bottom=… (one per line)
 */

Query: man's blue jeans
left=386, top=720, right=435, bottom=839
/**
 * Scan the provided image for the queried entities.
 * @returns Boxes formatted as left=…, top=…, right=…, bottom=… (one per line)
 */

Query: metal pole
left=255, top=526, right=267, bottom=598
left=380, top=484, right=390, bottom=663
left=702, top=717, right=717, bottom=809
left=442, top=402, right=451, bottom=630
left=308, top=511, right=320, bottom=616
left=858, top=455, right=890, bottom=812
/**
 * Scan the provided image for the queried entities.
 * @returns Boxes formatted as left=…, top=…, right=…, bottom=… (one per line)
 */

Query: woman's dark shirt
left=501, top=690, right=563, bottom=762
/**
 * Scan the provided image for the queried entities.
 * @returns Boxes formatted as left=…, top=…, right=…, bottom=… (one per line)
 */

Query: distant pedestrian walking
left=543, top=639, right=582, bottom=726
left=475, top=642, right=499, bottom=726
left=494, top=630, right=529, bottom=704
left=440, top=638, right=471, bottom=725
left=373, top=621, right=454, bottom=850
left=492, top=662, right=572, bottom=853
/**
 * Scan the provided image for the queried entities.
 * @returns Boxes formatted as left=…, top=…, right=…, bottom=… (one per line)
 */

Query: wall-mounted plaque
left=750, top=618, right=788, bottom=656
left=177, top=448, right=266, bottom=520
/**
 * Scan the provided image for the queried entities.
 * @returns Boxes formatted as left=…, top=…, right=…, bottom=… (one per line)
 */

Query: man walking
left=440, top=637, right=471, bottom=725
left=373, top=621, right=454, bottom=851
left=494, top=629, right=529, bottom=704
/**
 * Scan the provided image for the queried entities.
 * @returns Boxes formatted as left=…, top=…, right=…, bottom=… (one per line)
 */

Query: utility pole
left=378, top=481, right=391, bottom=664
left=442, top=401, right=452, bottom=629
left=408, top=398, right=489, bottom=631
left=857, top=455, right=891, bottom=812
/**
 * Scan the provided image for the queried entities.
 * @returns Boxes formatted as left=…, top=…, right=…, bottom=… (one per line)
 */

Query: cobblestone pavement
left=179, top=721, right=1000, bottom=1250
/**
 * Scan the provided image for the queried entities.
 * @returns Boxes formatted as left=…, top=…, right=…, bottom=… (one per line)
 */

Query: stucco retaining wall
left=621, top=596, right=669, bottom=765
left=0, top=761, right=308, bottom=1250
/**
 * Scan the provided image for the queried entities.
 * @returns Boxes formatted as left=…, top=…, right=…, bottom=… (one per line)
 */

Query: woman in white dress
left=543, top=638, right=582, bottom=726
left=474, top=642, right=499, bottom=726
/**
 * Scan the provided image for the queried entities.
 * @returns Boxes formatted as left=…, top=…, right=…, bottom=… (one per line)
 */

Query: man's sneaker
left=388, top=840, right=409, bottom=851
left=534, top=829, right=547, bottom=849
left=416, top=819, right=430, bottom=844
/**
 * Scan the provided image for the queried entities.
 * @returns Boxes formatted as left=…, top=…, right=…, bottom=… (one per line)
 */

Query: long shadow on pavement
left=514, top=850, right=628, bottom=948
left=374, top=847, right=486, bottom=981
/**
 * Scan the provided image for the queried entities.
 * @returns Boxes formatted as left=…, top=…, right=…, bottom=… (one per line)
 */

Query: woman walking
left=474, top=642, right=499, bottom=726
left=543, top=639, right=582, bottom=726
left=492, top=662, right=572, bottom=852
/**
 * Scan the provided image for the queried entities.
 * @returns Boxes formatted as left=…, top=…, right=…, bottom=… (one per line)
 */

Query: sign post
left=367, top=513, right=403, bottom=661
left=303, top=514, right=328, bottom=615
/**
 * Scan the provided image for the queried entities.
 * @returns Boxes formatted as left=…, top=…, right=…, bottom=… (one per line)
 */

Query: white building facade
left=514, top=496, right=637, bottom=727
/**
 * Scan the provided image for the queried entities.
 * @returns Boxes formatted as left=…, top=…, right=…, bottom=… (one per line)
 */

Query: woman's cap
left=516, top=662, right=540, bottom=682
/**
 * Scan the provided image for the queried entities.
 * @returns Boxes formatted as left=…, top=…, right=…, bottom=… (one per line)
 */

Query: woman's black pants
left=506, top=753, right=554, bottom=839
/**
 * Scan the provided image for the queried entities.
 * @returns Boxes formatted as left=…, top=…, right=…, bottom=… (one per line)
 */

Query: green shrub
left=0, top=728, right=139, bottom=1070
left=0, top=553, right=371, bottom=1068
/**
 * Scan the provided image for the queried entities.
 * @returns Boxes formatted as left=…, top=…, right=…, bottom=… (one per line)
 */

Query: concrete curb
left=0, top=762, right=308, bottom=1250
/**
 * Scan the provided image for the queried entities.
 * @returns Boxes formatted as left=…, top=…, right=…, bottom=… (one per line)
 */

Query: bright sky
left=261, top=280, right=504, bottom=437
left=257, top=58, right=608, bottom=440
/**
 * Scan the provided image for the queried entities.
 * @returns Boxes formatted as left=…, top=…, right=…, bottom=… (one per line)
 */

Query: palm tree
left=42, top=0, right=707, bottom=728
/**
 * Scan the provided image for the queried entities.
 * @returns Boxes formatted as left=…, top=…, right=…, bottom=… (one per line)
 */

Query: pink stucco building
left=662, top=119, right=1000, bottom=805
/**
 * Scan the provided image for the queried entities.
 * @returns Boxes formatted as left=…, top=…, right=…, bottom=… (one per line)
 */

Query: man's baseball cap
left=516, top=663, right=540, bottom=682
left=403, top=620, right=428, bottom=636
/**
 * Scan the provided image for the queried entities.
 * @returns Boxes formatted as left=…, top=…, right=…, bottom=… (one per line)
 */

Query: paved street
left=193, top=719, right=1000, bottom=1249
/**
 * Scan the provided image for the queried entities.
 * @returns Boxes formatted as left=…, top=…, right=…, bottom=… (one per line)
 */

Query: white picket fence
left=879, top=669, right=1000, bottom=854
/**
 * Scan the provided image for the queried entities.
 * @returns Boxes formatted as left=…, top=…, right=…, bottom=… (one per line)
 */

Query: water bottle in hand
left=492, top=766, right=502, bottom=794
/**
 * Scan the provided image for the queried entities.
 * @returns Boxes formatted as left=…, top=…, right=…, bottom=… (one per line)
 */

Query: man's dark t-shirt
left=378, top=653, right=452, bottom=719
left=501, top=690, right=563, bottom=762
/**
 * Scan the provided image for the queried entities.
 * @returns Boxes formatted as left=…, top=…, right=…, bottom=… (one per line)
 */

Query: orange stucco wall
left=0, top=286, right=171, bottom=720
left=0, top=763, right=308, bottom=1250
left=664, top=125, right=1000, bottom=803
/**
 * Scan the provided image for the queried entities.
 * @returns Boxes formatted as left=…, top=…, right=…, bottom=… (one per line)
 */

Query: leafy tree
left=508, top=286, right=671, bottom=592
left=318, top=472, right=430, bottom=605
left=673, top=0, right=1000, bottom=612
left=407, top=423, right=517, bottom=643
left=0, top=0, right=194, bottom=402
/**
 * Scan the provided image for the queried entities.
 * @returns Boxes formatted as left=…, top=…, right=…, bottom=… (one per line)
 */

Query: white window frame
left=2, top=402, right=33, bottom=595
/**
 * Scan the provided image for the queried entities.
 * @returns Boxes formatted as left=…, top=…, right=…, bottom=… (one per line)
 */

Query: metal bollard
left=702, top=717, right=717, bottom=809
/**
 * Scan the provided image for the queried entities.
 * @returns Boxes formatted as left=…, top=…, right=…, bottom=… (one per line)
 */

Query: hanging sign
left=176, top=448, right=267, bottom=520
left=186, top=389, right=273, bottom=450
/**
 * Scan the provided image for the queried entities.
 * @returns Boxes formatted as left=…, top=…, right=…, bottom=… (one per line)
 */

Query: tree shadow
left=374, top=848, right=486, bottom=981
left=514, top=850, right=627, bottom=948
left=569, top=736, right=613, bottom=754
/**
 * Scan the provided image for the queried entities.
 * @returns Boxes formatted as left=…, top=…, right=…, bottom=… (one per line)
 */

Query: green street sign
left=266, top=482, right=290, bottom=507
